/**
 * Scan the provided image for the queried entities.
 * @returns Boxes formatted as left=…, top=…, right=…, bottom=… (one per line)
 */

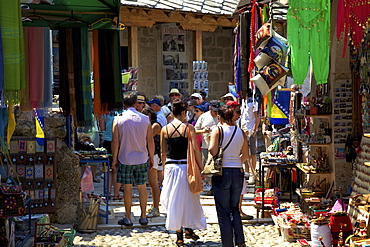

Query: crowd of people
left=93, top=88, right=261, bottom=247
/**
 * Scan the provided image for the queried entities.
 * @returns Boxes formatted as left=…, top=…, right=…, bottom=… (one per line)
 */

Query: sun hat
left=190, top=93, right=202, bottom=100
left=137, top=95, right=146, bottom=103
left=168, top=88, right=181, bottom=96
left=222, top=93, right=236, bottom=101
left=147, top=98, right=162, bottom=106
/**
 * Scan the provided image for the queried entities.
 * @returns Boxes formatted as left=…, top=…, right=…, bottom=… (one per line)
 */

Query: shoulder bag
left=187, top=125, right=203, bottom=194
left=202, top=126, right=237, bottom=176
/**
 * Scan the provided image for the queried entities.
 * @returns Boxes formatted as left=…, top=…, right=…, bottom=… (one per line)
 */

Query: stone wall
left=133, top=25, right=234, bottom=101
left=14, top=109, right=80, bottom=224
left=203, top=27, right=234, bottom=101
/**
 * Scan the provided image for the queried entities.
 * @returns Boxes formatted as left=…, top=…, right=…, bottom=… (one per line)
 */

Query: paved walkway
left=65, top=178, right=301, bottom=247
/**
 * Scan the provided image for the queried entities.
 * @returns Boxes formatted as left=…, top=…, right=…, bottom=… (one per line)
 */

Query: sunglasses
left=236, top=110, right=241, bottom=114
left=138, top=102, right=145, bottom=105
left=169, top=94, right=180, bottom=97
left=191, top=97, right=199, bottom=100
left=194, top=110, right=200, bottom=112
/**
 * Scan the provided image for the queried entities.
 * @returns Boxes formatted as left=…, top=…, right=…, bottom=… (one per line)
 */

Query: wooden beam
left=120, top=7, right=237, bottom=30
left=128, top=26, right=139, bottom=68
left=194, top=30, right=202, bottom=61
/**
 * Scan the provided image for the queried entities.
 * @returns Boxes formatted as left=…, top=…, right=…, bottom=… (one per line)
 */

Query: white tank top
left=219, top=126, right=244, bottom=168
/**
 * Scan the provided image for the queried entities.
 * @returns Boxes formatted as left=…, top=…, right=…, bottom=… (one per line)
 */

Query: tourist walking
left=208, top=105, right=249, bottom=247
left=112, top=91, right=154, bottom=226
left=160, top=99, right=206, bottom=246
left=141, top=106, right=162, bottom=218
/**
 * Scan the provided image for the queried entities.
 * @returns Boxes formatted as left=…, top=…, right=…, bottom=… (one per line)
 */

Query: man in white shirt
left=195, top=100, right=220, bottom=162
left=112, top=91, right=154, bottom=226
left=147, top=98, right=167, bottom=127
left=241, top=93, right=260, bottom=184
left=161, top=88, right=181, bottom=122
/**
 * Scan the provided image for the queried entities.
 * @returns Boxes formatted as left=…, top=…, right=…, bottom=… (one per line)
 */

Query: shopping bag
left=81, top=166, right=94, bottom=192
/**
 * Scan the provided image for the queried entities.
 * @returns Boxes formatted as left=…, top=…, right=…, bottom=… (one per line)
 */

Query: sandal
left=113, top=195, right=123, bottom=200
left=175, top=230, right=184, bottom=246
left=184, top=228, right=200, bottom=241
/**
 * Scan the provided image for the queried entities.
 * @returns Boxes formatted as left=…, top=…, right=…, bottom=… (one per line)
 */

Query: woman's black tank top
left=166, top=123, right=188, bottom=160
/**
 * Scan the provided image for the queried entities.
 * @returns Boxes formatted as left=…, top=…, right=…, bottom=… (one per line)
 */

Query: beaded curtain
left=287, top=0, right=331, bottom=85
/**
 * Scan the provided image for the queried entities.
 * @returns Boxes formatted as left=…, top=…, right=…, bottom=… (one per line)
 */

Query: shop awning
left=21, top=0, right=120, bottom=29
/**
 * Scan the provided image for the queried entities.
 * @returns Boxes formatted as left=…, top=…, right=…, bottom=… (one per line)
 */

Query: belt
left=165, top=161, right=187, bottom=164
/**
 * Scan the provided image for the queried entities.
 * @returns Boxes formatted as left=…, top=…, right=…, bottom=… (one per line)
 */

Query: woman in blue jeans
left=208, top=105, right=249, bottom=247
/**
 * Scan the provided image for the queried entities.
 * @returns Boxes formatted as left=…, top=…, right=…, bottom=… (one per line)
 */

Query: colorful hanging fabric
left=80, top=28, right=93, bottom=127
left=240, top=11, right=251, bottom=97
left=0, top=0, right=26, bottom=104
left=0, top=28, right=4, bottom=107
left=287, top=0, right=330, bottom=85
left=7, top=104, right=15, bottom=145
left=34, top=108, right=45, bottom=146
left=98, top=30, right=122, bottom=111
left=28, top=27, right=45, bottom=107
left=43, top=27, right=53, bottom=108
left=92, top=30, right=106, bottom=114
left=337, top=0, right=370, bottom=57
left=0, top=107, right=8, bottom=147
left=234, top=25, right=242, bottom=99
left=270, top=89, right=290, bottom=125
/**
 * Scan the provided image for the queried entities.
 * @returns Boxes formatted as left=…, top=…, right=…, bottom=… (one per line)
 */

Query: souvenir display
left=2, top=138, right=57, bottom=214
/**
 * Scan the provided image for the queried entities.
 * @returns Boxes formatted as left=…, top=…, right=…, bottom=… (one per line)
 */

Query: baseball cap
left=194, top=105, right=208, bottom=112
left=188, top=100, right=197, bottom=106
left=190, top=93, right=202, bottom=100
left=209, top=100, right=220, bottom=111
left=147, top=98, right=162, bottom=106
left=169, top=88, right=181, bottom=96
left=137, top=95, right=146, bottom=103
left=222, top=93, right=236, bottom=101
left=226, top=101, right=240, bottom=109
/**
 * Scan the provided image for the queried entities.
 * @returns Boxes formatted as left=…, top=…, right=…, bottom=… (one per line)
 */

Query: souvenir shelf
left=0, top=137, right=58, bottom=214
left=352, top=135, right=370, bottom=195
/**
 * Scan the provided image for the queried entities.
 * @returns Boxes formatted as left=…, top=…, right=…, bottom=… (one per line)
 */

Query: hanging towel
left=20, top=27, right=31, bottom=112
left=0, top=0, right=26, bottom=104
left=58, top=28, right=71, bottom=114
left=92, top=30, right=105, bottom=114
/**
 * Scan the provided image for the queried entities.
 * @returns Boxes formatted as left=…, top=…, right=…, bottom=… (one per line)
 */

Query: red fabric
left=291, top=168, right=297, bottom=183
left=28, top=27, right=44, bottom=107
left=337, top=0, right=370, bottom=57
left=226, top=101, right=240, bottom=109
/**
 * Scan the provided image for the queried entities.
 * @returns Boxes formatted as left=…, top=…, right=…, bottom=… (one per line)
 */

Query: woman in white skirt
left=160, top=99, right=206, bottom=246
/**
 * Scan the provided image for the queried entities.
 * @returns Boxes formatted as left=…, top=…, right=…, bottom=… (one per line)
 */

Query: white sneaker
left=248, top=175, right=255, bottom=185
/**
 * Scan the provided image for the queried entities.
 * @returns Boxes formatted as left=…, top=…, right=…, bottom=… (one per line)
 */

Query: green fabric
left=287, top=0, right=330, bottom=85
left=262, top=5, right=269, bottom=24
left=81, top=27, right=93, bottom=127
left=22, top=0, right=120, bottom=29
left=0, top=0, right=26, bottom=103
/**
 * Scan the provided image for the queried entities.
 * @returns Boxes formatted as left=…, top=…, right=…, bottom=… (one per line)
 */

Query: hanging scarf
left=0, top=107, right=8, bottom=148
left=28, top=27, right=45, bottom=107
left=240, top=11, right=251, bottom=98
left=0, top=28, right=4, bottom=107
left=43, top=27, right=52, bottom=108
left=0, top=0, right=26, bottom=104
left=234, top=25, right=242, bottom=99
left=58, top=28, right=71, bottom=115
left=80, top=27, right=93, bottom=127
left=92, top=30, right=106, bottom=114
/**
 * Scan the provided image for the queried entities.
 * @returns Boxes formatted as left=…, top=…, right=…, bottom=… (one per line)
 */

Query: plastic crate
left=56, top=229, right=76, bottom=247
left=280, top=225, right=311, bottom=242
